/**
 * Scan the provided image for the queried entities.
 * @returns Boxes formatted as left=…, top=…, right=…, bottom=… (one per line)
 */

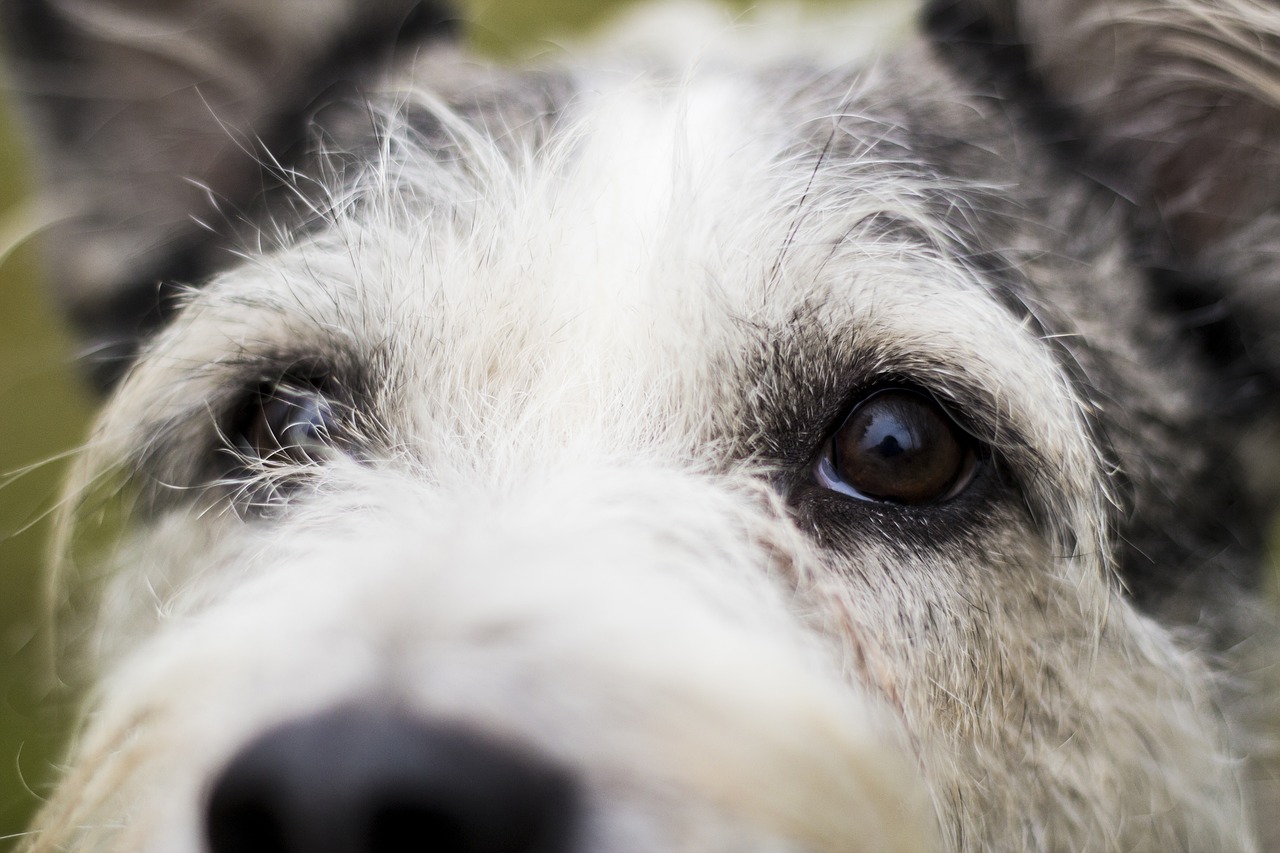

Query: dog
left=3, top=0, right=1279, bottom=849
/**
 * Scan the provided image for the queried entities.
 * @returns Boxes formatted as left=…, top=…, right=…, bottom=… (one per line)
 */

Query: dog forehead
left=119, top=49, right=1088, bottom=478
left=195, top=64, right=1018, bottom=353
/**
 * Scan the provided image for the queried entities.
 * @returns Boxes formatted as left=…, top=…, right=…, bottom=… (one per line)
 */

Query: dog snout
left=204, top=706, right=579, bottom=853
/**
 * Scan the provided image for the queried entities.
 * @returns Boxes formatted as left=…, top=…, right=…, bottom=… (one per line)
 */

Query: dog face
left=6, top=1, right=1280, bottom=851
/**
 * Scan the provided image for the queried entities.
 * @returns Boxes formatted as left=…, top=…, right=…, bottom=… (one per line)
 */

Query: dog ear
left=1, top=0, right=457, bottom=390
left=926, top=0, right=1280, bottom=392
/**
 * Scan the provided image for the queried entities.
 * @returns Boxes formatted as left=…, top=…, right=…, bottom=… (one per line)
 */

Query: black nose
left=205, top=706, right=578, bottom=853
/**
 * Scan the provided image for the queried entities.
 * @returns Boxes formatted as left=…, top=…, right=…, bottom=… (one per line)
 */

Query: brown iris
left=820, top=389, right=974, bottom=504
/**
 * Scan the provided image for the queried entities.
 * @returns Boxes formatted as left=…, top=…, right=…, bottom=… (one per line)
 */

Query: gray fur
left=5, top=0, right=1280, bottom=850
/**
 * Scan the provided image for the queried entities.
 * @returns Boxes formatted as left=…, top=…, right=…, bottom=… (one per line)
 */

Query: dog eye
left=233, top=383, right=338, bottom=466
left=816, top=389, right=976, bottom=505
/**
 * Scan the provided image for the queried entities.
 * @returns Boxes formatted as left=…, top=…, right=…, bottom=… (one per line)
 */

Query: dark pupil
left=832, top=391, right=965, bottom=504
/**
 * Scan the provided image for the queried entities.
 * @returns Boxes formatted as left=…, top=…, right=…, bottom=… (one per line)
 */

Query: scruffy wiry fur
left=4, top=0, right=1280, bottom=851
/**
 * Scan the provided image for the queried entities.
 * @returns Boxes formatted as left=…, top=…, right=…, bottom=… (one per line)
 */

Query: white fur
left=16, top=3, right=1277, bottom=852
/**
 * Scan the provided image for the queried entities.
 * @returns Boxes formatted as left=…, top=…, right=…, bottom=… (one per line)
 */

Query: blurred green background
left=0, top=0, right=785, bottom=845
left=0, top=99, right=90, bottom=843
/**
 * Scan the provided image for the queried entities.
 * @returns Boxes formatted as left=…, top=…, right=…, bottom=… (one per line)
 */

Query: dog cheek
left=787, top=492, right=1253, bottom=851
